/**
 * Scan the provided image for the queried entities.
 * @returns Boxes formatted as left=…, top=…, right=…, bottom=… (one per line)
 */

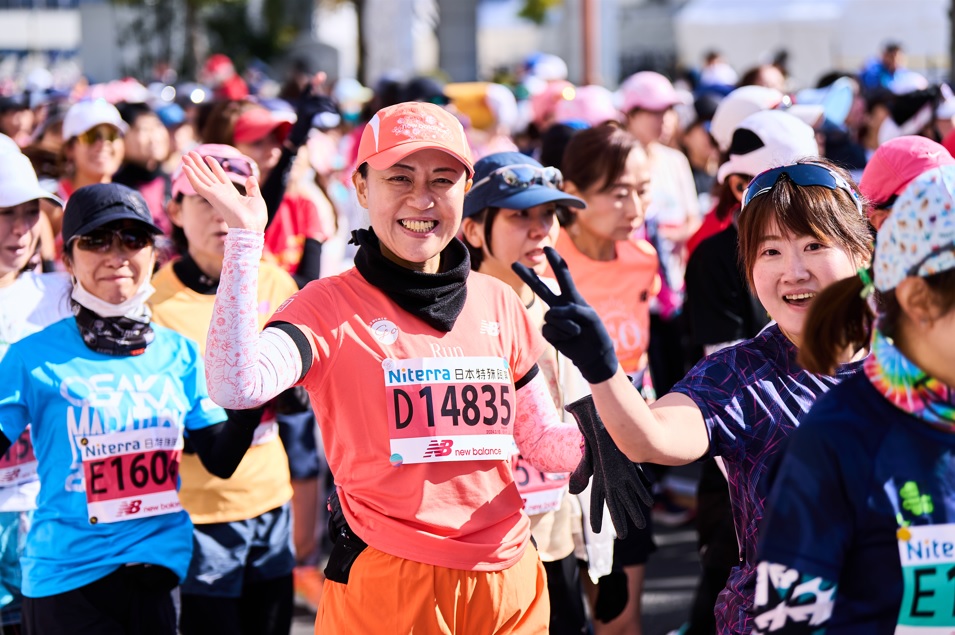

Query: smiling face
left=0, top=200, right=42, bottom=286
left=751, top=219, right=859, bottom=347
left=353, top=148, right=471, bottom=273
left=69, top=125, right=125, bottom=183
left=65, top=220, right=155, bottom=304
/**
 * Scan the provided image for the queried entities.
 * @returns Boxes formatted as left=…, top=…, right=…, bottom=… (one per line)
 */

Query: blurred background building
left=0, top=0, right=950, bottom=90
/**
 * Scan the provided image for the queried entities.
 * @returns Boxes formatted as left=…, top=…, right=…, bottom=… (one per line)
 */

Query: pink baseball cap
left=554, top=85, right=621, bottom=127
left=619, top=71, right=687, bottom=113
left=356, top=101, right=474, bottom=176
left=233, top=107, right=294, bottom=145
left=859, top=136, right=955, bottom=212
left=172, top=144, right=260, bottom=198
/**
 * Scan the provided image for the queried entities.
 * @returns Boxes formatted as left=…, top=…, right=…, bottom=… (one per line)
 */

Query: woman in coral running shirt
left=181, top=102, right=592, bottom=634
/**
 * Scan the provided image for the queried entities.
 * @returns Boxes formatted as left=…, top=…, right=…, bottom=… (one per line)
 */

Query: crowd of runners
left=0, top=39, right=953, bottom=635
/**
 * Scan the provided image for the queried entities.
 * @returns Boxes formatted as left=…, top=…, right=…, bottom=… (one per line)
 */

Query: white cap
left=717, top=111, right=819, bottom=183
left=62, top=99, right=128, bottom=141
left=710, top=85, right=824, bottom=152
left=0, top=133, right=19, bottom=155
left=0, top=152, right=63, bottom=208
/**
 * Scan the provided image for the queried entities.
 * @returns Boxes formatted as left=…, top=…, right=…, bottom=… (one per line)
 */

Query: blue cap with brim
left=463, top=151, right=585, bottom=218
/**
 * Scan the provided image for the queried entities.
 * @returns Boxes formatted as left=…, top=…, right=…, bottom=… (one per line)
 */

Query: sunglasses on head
left=204, top=155, right=256, bottom=179
left=741, top=163, right=863, bottom=216
left=77, top=125, right=122, bottom=145
left=471, top=164, right=564, bottom=193
left=73, top=227, right=154, bottom=253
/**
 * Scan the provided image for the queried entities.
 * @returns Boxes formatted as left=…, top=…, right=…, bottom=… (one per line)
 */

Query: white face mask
left=71, top=279, right=156, bottom=319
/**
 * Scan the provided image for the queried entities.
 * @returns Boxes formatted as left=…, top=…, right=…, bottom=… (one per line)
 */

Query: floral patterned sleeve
left=513, top=371, right=583, bottom=473
left=204, top=229, right=303, bottom=409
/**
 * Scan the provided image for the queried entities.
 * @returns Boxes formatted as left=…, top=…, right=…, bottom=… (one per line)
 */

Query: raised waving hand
left=181, top=151, right=268, bottom=233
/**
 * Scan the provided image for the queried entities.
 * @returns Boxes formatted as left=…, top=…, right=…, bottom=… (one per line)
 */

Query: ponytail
left=798, top=271, right=876, bottom=375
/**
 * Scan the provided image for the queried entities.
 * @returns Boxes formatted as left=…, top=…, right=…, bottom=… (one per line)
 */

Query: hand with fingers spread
left=512, top=246, right=619, bottom=384
left=181, top=151, right=268, bottom=233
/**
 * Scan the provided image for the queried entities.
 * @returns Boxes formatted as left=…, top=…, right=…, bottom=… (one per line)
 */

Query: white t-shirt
left=0, top=270, right=72, bottom=511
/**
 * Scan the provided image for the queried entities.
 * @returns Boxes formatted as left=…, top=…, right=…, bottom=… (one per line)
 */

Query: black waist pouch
left=324, top=490, right=368, bottom=585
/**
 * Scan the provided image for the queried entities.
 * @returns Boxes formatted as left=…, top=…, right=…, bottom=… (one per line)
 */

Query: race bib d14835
left=385, top=356, right=515, bottom=465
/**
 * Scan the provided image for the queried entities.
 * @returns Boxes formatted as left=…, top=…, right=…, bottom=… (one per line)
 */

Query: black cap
left=62, top=183, right=163, bottom=245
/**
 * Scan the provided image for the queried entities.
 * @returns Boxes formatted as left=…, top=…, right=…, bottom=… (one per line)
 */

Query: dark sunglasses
left=77, top=125, right=122, bottom=145
left=471, top=164, right=564, bottom=193
left=741, top=163, right=863, bottom=216
left=74, top=227, right=154, bottom=253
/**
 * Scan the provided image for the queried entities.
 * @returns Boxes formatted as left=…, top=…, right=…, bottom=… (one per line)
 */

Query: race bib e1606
left=385, top=356, right=515, bottom=465
left=79, top=426, right=183, bottom=524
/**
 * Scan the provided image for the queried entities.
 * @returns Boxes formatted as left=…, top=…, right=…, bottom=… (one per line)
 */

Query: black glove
left=594, top=570, right=629, bottom=623
left=287, top=86, right=342, bottom=148
left=512, top=246, right=619, bottom=384
left=565, top=395, right=654, bottom=539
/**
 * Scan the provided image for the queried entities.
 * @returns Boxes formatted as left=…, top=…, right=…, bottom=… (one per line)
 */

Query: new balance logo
left=480, top=320, right=500, bottom=336
left=422, top=439, right=453, bottom=458
left=117, top=500, right=142, bottom=516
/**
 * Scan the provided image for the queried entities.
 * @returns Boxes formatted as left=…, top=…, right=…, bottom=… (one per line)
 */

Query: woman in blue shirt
left=0, top=183, right=258, bottom=635
left=754, top=165, right=955, bottom=634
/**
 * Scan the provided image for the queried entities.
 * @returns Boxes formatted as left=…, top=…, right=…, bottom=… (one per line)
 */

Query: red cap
left=233, top=107, right=293, bottom=145
left=356, top=102, right=473, bottom=176
left=859, top=135, right=955, bottom=212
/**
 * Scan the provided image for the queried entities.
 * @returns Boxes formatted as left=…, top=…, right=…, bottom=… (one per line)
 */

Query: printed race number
left=897, top=523, right=955, bottom=633
left=512, top=456, right=569, bottom=515
left=0, top=428, right=37, bottom=487
left=385, top=357, right=516, bottom=464
left=80, top=427, right=183, bottom=524
left=392, top=383, right=512, bottom=429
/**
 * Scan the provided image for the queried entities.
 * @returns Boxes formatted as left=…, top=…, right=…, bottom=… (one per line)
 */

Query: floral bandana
left=874, top=165, right=955, bottom=292
left=865, top=329, right=955, bottom=430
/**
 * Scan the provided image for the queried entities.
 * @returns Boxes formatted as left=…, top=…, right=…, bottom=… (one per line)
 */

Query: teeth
left=400, top=220, right=436, bottom=233
left=784, top=293, right=816, bottom=301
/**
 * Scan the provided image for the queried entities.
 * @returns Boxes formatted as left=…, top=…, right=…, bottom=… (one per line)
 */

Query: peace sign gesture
left=181, top=151, right=268, bottom=233
left=512, top=247, right=619, bottom=384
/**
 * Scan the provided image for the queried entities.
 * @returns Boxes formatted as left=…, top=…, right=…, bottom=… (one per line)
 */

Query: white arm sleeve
left=204, top=229, right=303, bottom=409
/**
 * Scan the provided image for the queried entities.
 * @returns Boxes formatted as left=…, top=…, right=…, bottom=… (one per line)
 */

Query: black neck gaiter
left=350, top=228, right=469, bottom=332
left=72, top=301, right=155, bottom=356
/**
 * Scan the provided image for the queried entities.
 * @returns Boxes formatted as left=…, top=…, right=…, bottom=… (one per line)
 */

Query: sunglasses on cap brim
left=471, top=164, right=564, bottom=193
left=741, top=163, right=863, bottom=216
